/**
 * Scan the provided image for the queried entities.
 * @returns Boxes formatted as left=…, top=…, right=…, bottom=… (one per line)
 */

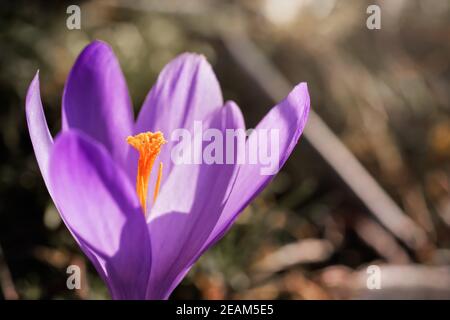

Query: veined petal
left=146, top=101, right=243, bottom=299
left=25, top=71, right=53, bottom=190
left=49, top=130, right=151, bottom=299
left=62, top=40, right=133, bottom=170
left=133, top=53, right=224, bottom=188
left=205, top=83, right=310, bottom=250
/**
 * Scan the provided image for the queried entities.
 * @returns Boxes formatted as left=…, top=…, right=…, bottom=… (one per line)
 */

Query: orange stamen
left=127, top=131, right=166, bottom=214
left=153, top=162, right=163, bottom=204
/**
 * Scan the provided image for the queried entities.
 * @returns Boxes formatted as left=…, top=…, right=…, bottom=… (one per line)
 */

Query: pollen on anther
left=127, top=131, right=166, bottom=214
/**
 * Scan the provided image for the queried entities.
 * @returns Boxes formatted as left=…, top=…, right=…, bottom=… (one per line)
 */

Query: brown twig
left=351, top=215, right=411, bottom=264
left=253, top=239, right=334, bottom=275
left=0, top=242, right=19, bottom=300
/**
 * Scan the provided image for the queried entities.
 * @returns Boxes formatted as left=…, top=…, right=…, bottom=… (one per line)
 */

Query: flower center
left=127, top=131, right=166, bottom=214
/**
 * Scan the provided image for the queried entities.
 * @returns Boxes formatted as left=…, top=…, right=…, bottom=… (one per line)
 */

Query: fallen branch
left=0, top=242, right=18, bottom=300
left=351, top=215, right=411, bottom=264
left=253, top=238, right=334, bottom=274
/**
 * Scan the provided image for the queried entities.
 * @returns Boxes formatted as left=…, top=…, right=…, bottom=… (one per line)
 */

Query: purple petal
left=62, top=40, right=133, bottom=170
left=25, top=71, right=53, bottom=190
left=146, top=101, right=243, bottom=299
left=133, top=53, right=224, bottom=189
left=49, top=130, right=151, bottom=299
left=205, top=83, right=310, bottom=250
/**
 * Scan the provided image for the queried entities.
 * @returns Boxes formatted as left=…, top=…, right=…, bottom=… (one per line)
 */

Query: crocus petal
left=25, top=71, right=53, bottom=190
left=205, top=83, right=310, bottom=249
left=146, top=101, right=243, bottom=299
left=62, top=40, right=133, bottom=170
left=133, top=53, right=224, bottom=187
left=49, top=130, right=151, bottom=299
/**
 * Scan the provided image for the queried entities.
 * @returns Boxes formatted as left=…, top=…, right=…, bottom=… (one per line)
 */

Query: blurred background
left=0, top=0, right=449, bottom=299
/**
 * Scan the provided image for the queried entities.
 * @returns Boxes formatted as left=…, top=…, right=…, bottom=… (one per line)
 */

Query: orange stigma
left=127, top=131, right=166, bottom=214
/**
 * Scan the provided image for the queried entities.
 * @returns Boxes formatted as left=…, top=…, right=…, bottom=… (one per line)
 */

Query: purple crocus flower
left=25, top=40, right=310, bottom=299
